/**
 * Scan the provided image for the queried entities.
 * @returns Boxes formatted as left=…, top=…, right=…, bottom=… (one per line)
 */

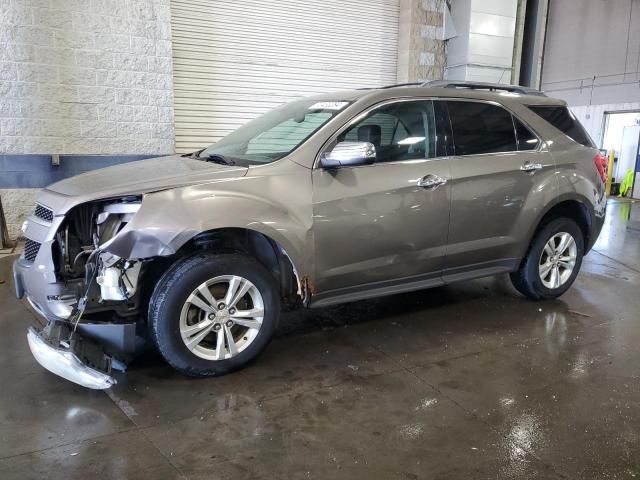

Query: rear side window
left=527, top=105, right=595, bottom=147
left=447, top=101, right=517, bottom=156
left=514, top=118, right=539, bottom=150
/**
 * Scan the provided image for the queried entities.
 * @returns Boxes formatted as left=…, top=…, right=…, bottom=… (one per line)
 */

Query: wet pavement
left=1, top=198, right=639, bottom=479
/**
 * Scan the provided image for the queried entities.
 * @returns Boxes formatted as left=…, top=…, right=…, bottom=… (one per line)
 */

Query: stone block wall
left=0, top=188, right=38, bottom=241
left=397, top=0, right=447, bottom=83
left=0, top=0, right=176, bottom=240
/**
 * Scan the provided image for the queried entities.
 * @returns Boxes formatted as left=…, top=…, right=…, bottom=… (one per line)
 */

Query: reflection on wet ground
left=1, top=199, right=639, bottom=479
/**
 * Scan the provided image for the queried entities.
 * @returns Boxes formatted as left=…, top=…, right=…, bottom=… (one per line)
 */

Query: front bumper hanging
left=27, top=322, right=117, bottom=390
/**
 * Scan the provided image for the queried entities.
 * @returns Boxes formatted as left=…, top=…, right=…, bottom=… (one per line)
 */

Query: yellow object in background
left=606, top=150, right=615, bottom=196
left=620, top=170, right=634, bottom=197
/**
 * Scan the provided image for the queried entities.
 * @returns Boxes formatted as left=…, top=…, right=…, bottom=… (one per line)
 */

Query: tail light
left=593, top=152, right=608, bottom=183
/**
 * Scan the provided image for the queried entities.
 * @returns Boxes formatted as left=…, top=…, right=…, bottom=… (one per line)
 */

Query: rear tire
left=149, top=252, right=280, bottom=377
left=510, top=217, right=584, bottom=300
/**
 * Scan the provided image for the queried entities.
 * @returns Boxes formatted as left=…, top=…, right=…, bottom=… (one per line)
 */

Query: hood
left=45, top=155, right=248, bottom=197
left=39, top=155, right=248, bottom=214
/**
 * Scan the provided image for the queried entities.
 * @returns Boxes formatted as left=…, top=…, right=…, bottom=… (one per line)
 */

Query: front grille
left=24, top=239, right=41, bottom=262
left=34, top=204, right=54, bottom=222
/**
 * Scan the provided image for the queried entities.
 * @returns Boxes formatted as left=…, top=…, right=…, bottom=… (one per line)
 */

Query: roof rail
left=377, top=82, right=424, bottom=89
left=421, top=80, right=546, bottom=97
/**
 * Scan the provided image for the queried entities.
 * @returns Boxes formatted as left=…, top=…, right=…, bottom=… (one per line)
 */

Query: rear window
left=527, top=105, right=595, bottom=147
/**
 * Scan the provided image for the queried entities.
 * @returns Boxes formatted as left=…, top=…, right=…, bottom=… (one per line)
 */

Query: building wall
left=445, top=0, right=518, bottom=84
left=0, top=0, right=446, bottom=241
left=0, top=0, right=175, bottom=239
left=397, top=0, right=447, bottom=83
left=541, top=0, right=640, bottom=144
left=571, top=101, right=640, bottom=150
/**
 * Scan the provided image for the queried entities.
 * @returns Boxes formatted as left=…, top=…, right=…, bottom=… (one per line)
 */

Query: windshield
left=199, top=99, right=350, bottom=165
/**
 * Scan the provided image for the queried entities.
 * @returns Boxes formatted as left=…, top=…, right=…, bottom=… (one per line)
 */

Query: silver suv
left=14, top=81, right=607, bottom=389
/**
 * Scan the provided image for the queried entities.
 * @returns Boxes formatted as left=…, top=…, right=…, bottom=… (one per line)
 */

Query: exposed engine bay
left=54, top=196, right=145, bottom=320
left=21, top=196, right=150, bottom=389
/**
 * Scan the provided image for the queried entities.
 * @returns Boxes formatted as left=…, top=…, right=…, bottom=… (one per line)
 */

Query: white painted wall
left=445, top=0, right=517, bottom=83
left=542, top=0, right=640, bottom=109
left=541, top=0, right=640, bottom=162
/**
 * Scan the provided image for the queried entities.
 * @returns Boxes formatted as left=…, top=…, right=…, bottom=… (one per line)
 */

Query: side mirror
left=320, top=141, right=376, bottom=168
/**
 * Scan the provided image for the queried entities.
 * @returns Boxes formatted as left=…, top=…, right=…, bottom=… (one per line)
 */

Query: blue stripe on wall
left=0, top=154, right=166, bottom=188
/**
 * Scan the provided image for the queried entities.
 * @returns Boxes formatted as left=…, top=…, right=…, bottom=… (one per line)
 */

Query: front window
left=199, top=99, right=350, bottom=165
left=337, top=100, right=437, bottom=163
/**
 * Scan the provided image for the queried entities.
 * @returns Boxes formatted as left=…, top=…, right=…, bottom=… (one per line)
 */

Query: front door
left=441, top=100, right=553, bottom=278
left=311, top=99, right=451, bottom=300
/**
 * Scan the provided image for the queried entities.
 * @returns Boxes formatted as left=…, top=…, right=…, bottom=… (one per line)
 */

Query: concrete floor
left=1, top=199, right=639, bottom=479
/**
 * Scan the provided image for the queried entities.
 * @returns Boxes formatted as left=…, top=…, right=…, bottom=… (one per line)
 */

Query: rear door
left=441, top=99, right=552, bottom=279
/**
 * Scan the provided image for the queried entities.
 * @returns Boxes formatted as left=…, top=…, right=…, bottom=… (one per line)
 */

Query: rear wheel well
left=534, top=200, right=591, bottom=253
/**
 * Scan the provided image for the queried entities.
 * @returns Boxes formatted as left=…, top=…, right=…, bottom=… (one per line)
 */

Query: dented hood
left=39, top=155, right=248, bottom=214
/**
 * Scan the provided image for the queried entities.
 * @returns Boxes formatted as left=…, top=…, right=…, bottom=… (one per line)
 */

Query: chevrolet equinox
left=14, top=81, right=607, bottom=388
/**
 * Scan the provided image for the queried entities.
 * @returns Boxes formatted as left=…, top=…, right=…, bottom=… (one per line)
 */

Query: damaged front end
left=15, top=196, right=152, bottom=389
left=27, top=323, right=118, bottom=390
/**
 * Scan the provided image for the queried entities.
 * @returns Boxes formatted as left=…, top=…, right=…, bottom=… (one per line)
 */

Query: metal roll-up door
left=170, top=0, right=400, bottom=153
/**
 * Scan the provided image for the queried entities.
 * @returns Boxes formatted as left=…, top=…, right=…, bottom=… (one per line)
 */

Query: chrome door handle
left=520, top=162, right=543, bottom=172
left=417, top=174, right=447, bottom=189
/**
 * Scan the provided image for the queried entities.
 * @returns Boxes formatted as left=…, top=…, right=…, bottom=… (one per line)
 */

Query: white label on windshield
left=308, top=101, right=349, bottom=111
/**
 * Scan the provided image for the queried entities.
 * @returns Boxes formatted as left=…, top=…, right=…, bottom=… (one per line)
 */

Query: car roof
left=306, top=82, right=566, bottom=107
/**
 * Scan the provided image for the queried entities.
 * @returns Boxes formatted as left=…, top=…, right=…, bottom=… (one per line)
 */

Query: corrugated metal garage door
left=170, top=0, right=400, bottom=153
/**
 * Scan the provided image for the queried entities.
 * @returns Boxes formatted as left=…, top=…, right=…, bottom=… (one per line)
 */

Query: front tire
left=510, top=217, right=584, bottom=300
left=149, top=252, right=280, bottom=377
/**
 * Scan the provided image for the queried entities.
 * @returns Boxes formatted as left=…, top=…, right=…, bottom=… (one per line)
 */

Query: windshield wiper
left=198, top=153, right=236, bottom=166
left=183, top=149, right=204, bottom=159
left=183, top=149, right=237, bottom=166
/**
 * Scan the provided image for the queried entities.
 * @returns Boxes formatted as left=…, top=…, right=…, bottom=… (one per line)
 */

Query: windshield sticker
left=308, top=101, right=349, bottom=111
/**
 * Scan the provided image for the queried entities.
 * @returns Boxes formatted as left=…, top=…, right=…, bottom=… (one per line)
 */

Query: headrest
left=357, top=124, right=382, bottom=147
left=409, top=121, right=424, bottom=136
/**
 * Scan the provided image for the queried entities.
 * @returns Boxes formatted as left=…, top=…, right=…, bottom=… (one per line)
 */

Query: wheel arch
left=174, top=227, right=305, bottom=307
left=528, top=196, right=593, bottom=256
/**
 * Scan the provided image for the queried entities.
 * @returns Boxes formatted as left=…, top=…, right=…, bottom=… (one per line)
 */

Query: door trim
left=309, top=270, right=444, bottom=308
left=442, top=258, right=519, bottom=283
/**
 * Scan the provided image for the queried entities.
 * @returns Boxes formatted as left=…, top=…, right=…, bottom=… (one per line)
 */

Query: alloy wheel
left=538, top=232, right=578, bottom=289
left=179, top=275, right=265, bottom=361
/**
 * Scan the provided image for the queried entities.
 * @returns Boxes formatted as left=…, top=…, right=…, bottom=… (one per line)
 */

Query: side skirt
left=441, top=258, right=520, bottom=284
left=308, top=258, right=520, bottom=308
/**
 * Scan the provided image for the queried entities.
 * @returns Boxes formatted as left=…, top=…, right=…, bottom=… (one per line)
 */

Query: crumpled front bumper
left=13, top=254, right=76, bottom=321
left=27, top=324, right=117, bottom=390
left=15, top=254, right=136, bottom=389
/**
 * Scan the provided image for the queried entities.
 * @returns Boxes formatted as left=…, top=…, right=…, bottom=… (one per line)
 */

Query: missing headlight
left=55, top=197, right=142, bottom=279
